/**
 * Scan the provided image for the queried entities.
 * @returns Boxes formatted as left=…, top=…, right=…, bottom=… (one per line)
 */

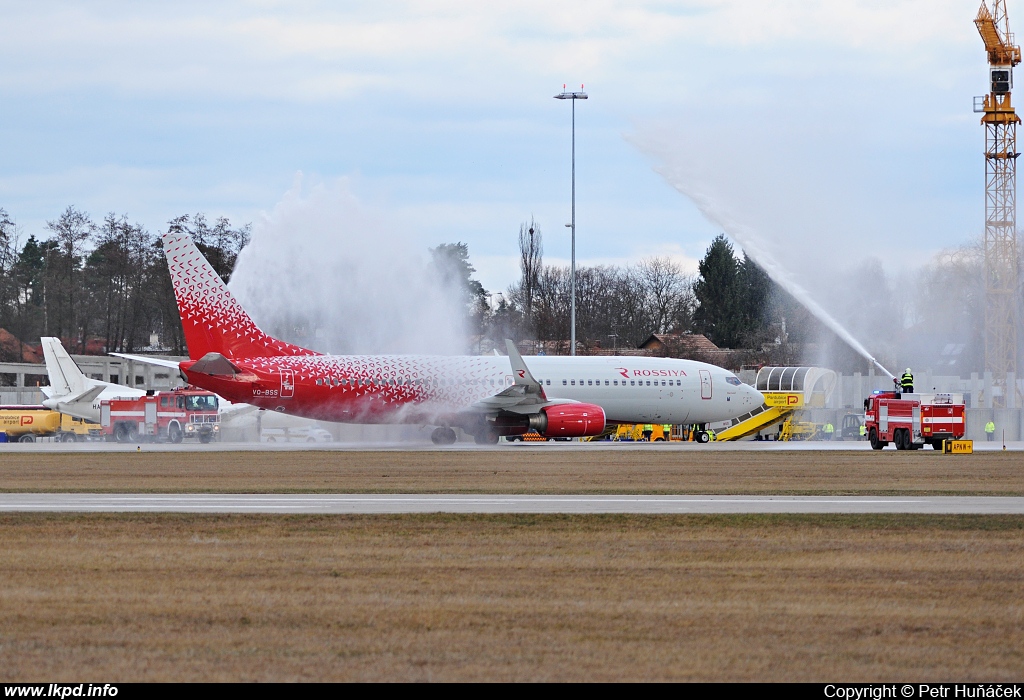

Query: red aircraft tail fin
left=162, top=232, right=319, bottom=360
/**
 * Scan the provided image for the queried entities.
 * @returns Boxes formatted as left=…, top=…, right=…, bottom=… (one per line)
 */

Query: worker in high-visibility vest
left=662, top=424, right=672, bottom=441
left=823, top=422, right=835, bottom=440
left=706, top=428, right=716, bottom=441
left=642, top=423, right=653, bottom=441
left=986, top=420, right=996, bottom=441
left=900, top=368, right=914, bottom=394
left=859, top=424, right=866, bottom=439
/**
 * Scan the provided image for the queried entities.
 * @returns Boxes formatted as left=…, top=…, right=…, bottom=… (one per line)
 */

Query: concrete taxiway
left=1, top=494, right=1022, bottom=514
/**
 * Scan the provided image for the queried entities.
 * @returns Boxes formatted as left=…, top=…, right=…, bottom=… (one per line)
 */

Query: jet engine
left=528, top=403, right=606, bottom=438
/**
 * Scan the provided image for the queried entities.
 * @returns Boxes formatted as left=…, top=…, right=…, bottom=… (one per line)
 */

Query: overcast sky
left=0, top=1, right=992, bottom=293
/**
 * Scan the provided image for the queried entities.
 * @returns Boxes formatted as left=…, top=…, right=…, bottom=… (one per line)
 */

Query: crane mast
left=976, top=0, right=1021, bottom=407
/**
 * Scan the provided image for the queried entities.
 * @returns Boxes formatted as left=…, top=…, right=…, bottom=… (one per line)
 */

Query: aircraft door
left=280, top=369, right=295, bottom=399
left=699, top=370, right=712, bottom=400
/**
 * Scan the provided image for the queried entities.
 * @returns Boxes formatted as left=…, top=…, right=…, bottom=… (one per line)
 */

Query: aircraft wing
left=466, top=340, right=575, bottom=414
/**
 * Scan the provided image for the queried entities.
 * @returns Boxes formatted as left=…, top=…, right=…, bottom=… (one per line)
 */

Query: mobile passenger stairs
left=715, top=366, right=837, bottom=442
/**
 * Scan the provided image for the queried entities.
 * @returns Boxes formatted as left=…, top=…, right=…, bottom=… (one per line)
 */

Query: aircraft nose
left=744, top=384, right=763, bottom=405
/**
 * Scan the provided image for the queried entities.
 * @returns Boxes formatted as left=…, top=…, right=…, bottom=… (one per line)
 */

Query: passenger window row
left=558, top=379, right=684, bottom=387
left=313, top=376, right=685, bottom=389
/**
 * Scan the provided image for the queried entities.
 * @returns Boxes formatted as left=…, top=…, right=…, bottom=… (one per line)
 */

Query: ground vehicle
left=840, top=413, right=864, bottom=440
left=863, top=391, right=965, bottom=451
left=100, top=389, right=220, bottom=443
left=507, top=431, right=572, bottom=442
left=0, top=407, right=101, bottom=442
left=581, top=424, right=679, bottom=442
left=776, top=418, right=821, bottom=441
left=261, top=427, right=333, bottom=443
left=117, top=232, right=762, bottom=446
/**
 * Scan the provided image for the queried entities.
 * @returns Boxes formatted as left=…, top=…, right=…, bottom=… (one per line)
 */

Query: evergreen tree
left=693, top=234, right=743, bottom=347
left=736, top=252, right=773, bottom=345
left=430, top=242, right=488, bottom=335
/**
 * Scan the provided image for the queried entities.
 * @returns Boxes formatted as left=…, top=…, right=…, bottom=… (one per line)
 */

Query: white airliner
left=39, top=337, right=145, bottom=422
left=114, top=233, right=763, bottom=444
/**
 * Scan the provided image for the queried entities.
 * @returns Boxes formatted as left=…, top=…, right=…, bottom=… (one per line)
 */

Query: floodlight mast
left=554, top=84, right=587, bottom=356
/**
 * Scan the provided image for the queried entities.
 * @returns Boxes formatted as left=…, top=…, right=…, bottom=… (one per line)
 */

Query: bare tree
left=517, top=218, right=543, bottom=330
left=636, top=257, right=694, bottom=335
left=44, top=206, right=93, bottom=349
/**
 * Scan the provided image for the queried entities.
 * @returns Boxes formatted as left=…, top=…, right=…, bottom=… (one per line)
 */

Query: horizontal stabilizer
left=55, top=385, right=105, bottom=408
left=110, top=353, right=183, bottom=370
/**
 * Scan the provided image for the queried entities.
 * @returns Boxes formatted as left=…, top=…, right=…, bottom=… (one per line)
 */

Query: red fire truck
left=100, top=388, right=220, bottom=443
left=863, top=391, right=965, bottom=451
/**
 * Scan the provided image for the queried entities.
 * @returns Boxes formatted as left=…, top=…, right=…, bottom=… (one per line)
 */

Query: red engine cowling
left=534, top=403, right=606, bottom=438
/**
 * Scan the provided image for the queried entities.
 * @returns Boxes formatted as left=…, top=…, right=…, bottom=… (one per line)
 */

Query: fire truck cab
left=100, top=388, right=220, bottom=444
left=863, top=391, right=965, bottom=451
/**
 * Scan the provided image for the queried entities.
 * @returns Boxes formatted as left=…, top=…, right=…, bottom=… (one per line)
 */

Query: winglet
left=505, top=339, right=546, bottom=399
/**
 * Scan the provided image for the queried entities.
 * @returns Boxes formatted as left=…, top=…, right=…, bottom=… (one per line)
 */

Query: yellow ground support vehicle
left=776, top=417, right=827, bottom=441
left=0, top=408, right=100, bottom=443
left=584, top=424, right=674, bottom=441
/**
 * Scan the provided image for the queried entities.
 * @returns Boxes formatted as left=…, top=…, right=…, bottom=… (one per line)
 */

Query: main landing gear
left=431, top=427, right=457, bottom=445
left=473, top=430, right=500, bottom=445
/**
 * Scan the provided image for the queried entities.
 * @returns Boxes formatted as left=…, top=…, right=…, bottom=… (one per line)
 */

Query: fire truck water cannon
left=863, top=390, right=966, bottom=451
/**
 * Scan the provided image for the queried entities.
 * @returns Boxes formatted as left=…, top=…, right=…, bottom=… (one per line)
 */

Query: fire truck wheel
left=869, top=428, right=884, bottom=450
left=19, top=434, right=35, bottom=443
left=199, top=433, right=213, bottom=444
left=168, top=424, right=183, bottom=444
left=126, top=425, right=139, bottom=442
left=114, top=423, right=129, bottom=443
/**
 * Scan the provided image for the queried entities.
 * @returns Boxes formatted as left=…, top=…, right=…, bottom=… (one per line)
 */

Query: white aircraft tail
left=41, top=337, right=88, bottom=398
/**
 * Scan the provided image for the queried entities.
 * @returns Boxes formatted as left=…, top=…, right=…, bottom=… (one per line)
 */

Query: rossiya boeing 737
left=116, top=232, right=763, bottom=444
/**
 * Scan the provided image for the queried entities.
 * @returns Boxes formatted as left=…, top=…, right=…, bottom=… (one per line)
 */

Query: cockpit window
left=726, top=376, right=742, bottom=386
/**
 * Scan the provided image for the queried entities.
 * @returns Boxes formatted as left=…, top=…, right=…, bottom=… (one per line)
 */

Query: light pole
left=554, top=84, right=587, bottom=356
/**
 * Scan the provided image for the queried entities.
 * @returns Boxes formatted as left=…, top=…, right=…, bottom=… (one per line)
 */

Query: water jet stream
left=662, top=176, right=895, bottom=379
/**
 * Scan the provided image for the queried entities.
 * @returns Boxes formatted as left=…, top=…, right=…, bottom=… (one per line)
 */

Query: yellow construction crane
left=975, top=1, right=1022, bottom=408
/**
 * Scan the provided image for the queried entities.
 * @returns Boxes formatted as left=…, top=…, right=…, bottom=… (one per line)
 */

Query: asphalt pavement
left=1, top=493, right=1021, bottom=514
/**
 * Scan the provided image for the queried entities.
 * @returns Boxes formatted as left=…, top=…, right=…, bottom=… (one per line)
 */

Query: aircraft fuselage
left=182, top=353, right=762, bottom=427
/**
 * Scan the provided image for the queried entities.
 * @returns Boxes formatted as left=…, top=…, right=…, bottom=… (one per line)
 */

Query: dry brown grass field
left=0, top=448, right=1021, bottom=495
left=0, top=513, right=1022, bottom=682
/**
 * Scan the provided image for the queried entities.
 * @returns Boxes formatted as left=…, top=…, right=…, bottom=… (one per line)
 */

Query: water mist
left=228, top=177, right=469, bottom=356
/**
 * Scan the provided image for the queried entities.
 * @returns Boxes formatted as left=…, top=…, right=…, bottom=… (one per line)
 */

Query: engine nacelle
left=528, top=403, right=606, bottom=438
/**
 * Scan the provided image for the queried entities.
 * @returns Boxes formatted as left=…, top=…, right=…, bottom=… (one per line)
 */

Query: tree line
left=0, top=203, right=809, bottom=368
left=0, top=206, right=250, bottom=362
left=471, top=223, right=797, bottom=357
